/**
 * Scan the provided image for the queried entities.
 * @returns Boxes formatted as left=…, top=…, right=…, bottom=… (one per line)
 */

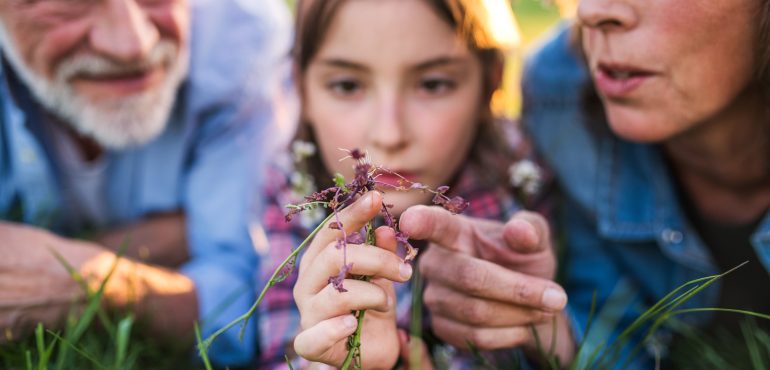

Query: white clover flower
left=291, top=140, right=316, bottom=161
left=299, top=206, right=325, bottom=230
left=509, top=159, right=542, bottom=196
left=289, top=172, right=305, bottom=188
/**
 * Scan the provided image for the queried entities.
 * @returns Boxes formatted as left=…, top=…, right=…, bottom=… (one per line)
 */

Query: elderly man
left=0, top=0, right=291, bottom=366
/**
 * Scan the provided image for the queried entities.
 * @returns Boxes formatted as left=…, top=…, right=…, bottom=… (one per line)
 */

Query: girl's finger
left=301, top=279, right=392, bottom=326
left=294, top=314, right=358, bottom=365
left=295, top=241, right=412, bottom=295
left=302, top=191, right=383, bottom=266
left=375, top=226, right=398, bottom=254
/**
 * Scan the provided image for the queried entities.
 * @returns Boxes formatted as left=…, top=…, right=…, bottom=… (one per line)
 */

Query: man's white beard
left=0, top=29, right=188, bottom=149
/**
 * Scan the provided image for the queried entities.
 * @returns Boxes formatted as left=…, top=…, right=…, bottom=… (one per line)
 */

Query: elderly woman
left=524, top=0, right=770, bottom=367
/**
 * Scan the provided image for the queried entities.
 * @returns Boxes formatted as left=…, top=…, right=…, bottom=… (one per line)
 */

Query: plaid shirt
left=256, top=159, right=542, bottom=369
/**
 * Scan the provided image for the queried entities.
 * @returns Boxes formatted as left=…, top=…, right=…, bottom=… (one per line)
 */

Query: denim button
left=662, top=228, right=683, bottom=244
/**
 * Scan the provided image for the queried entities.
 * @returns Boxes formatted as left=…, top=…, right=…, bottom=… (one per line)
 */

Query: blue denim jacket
left=523, top=23, right=770, bottom=368
left=0, top=0, right=292, bottom=365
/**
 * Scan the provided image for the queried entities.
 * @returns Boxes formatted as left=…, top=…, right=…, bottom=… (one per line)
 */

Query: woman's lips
left=594, top=63, right=655, bottom=98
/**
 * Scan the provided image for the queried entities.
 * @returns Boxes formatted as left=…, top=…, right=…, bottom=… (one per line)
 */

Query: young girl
left=257, top=0, right=550, bottom=368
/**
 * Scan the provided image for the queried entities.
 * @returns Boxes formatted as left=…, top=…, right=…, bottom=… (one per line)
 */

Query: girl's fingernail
left=399, top=262, right=413, bottom=279
left=343, top=315, right=357, bottom=329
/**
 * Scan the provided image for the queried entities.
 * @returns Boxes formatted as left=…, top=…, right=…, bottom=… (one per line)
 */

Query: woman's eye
left=327, top=79, right=362, bottom=96
left=419, top=78, right=456, bottom=95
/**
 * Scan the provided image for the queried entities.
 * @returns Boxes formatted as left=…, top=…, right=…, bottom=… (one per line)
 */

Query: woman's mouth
left=594, top=63, right=655, bottom=98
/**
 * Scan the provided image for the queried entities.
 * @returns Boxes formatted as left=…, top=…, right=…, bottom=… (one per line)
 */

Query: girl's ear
left=486, top=57, right=504, bottom=97
left=294, top=64, right=312, bottom=128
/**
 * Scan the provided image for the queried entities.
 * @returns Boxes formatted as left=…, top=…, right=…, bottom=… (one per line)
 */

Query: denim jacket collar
left=596, top=132, right=770, bottom=274
left=596, top=135, right=681, bottom=240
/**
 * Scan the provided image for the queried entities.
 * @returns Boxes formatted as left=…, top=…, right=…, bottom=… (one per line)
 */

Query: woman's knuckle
left=457, top=262, right=485, bottom=294
left=511, top=280, right=536, bottom=304
left=509, top=328, right=530, bottom=347
left=463, top=302, right=489, bottom=325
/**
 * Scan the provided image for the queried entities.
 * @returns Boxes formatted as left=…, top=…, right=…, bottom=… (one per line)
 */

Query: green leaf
left=195, top=323, right=214, bottom=370
left=334, top=173, right=347, bottom=188
left=114, top=315, right=134, bottom=368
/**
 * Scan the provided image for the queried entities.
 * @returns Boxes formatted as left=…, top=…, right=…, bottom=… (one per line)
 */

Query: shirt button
left=20, top=148, right=36, bottom=164
left=662, top=228, right=684, bottom=244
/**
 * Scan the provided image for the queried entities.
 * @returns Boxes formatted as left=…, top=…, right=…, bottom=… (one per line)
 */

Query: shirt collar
left=596, top=136, right=681, bottom=240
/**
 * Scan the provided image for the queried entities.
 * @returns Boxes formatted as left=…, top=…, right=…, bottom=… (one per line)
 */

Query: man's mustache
left=55, top=40, right=178, bottom=83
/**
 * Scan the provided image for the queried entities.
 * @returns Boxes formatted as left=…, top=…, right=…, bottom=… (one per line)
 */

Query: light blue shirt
left=0, top=0, right=292, bottom=365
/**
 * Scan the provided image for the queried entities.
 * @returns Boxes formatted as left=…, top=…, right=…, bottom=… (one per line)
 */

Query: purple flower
left=285, top=208, right=300, bottom=223
left=443, top=196, right=469, bottom=214
left=431, top=192, right=469, bottom=215
left=346, top=231, right=365, bottom=245
left=283, top=148, right=470, bottom=293
left=350, top=149, right=365, bottom=160
left=410, top=182, right=427, bottom=190
left=336, top=237, right=346, bottom=250
left=396, top=231, right=418, bottom=262
left=329, top=263, right=353, bottom=292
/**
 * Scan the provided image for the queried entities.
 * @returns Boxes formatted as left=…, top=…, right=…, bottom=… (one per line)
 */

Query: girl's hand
left=293, top=191, right=413, bottom=369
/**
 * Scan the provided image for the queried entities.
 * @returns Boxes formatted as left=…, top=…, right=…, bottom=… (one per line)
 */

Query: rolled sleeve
left=181, top=102, right=262, bottom=365
left=180, top=0, right=292, bottom=364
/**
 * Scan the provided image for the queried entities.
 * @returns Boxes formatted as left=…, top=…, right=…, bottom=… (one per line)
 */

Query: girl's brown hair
left=292, top=0, right=522, bottom=192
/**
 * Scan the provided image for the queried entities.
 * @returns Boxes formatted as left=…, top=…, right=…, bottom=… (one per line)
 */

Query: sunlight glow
left=481, top=0, right=522, bottom=50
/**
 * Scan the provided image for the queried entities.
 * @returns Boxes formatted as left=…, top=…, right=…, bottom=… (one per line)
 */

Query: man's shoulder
left=185, top=0, right=292, bottom=106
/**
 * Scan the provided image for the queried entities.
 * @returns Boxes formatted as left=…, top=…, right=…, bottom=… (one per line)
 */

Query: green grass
left=0, top=248, right=200, bottom=370
left=511, top=0, right=563, bottom=48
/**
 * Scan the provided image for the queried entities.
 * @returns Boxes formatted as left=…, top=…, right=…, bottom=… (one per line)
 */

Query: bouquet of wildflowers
left=199, top=148, right=468, bottom=369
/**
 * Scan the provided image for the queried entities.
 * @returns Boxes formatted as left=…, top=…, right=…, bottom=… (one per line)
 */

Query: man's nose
left=89, top=0, right=159, bottom=63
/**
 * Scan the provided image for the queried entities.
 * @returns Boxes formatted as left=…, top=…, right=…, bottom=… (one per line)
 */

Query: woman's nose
left=577, top=0, right=638, bottom=31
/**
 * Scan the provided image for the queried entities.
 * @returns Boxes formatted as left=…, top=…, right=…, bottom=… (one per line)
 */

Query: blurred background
left=511, top=0, right=562, bottom=47
left=500, top=0, right=565, bottom=117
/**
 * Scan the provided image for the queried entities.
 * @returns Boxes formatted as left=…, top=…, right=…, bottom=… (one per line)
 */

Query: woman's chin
left=606, top=108, right=684, bottom=143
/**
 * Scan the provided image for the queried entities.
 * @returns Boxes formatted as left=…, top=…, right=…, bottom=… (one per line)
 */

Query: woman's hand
left=399, top=207, right=575, bottom=364
left=293, top=191, right=413, bottom=369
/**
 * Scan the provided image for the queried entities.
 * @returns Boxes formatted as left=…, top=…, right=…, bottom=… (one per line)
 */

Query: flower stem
left=199, top=211, right=335, bottom=354
left=341, top=220, right=376, bottom=370
left=342, top=309, right=368, bottom=370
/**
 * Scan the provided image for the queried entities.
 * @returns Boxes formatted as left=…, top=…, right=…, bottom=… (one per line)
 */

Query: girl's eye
left=327, top=79, right=363, bottom=97
left=419, top=78, right=456, bottom=95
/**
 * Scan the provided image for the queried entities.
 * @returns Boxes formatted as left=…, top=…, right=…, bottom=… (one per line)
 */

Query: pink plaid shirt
left=256, top=159, right=543, bottom=369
